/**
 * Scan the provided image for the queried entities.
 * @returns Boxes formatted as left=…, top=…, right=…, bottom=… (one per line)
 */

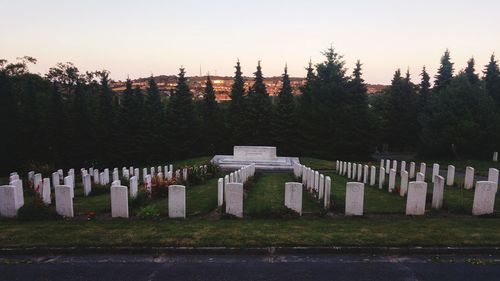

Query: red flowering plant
left=86, top=211, right=97, bottom=220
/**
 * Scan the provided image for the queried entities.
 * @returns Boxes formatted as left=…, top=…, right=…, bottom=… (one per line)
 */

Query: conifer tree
left=95, top=71, right=115, bottom=165
left=144, top=76, right=165, bottom=160
left=420, top=66, right=431, bottom=100
left=246, top=61, right=273, bottom=145
left=465, top=57, right=479, bottom=85
left=201, top=75, right=220, bottom=154
left=274, top=65, right=297, bottom=154
left=434, top=49, right=454, bottom=93
left=166, top=68, right=198, bottom=158
left=483, top=54, right=500, bottom=106
left=228, top=60, right=247, bottom=145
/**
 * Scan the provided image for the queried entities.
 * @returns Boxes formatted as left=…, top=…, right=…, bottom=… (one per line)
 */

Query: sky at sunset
left=2, top=0, right=500, bottom=84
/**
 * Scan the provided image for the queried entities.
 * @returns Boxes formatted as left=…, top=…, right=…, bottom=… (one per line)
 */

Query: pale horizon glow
left=2, top=0, right=500, bottom=84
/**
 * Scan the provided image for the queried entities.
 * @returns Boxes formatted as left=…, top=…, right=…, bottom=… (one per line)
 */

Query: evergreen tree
left=383, top=69, right=419, bottom=151
left=144, top=76, right=165, bottom=160
left=434, top=49, right=454, bottom=93
left=465, top=57, right=479, bottom=85
left=420, top=73, right=499, bottom=157
left=483, top=54, right=500, bottom=106
left=274, top=65, right=297, bottom=154
left=419, top=66, right=431, bottom=102
left=166, top=68, right=198, bottom=158
left=0, top=68, right=19, bottom=171
left=201, top=75, right=220, bottom=154
left=95, top=71, right=115, bottom=165
left=246, top=61, right=273, bottom=145
left=228, top=60, right=247, bottom=145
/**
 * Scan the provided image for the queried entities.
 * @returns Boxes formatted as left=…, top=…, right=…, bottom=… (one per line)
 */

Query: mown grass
left=244, top=173, right=322, bottom=216
left=1, top=217, right=500, bottom=248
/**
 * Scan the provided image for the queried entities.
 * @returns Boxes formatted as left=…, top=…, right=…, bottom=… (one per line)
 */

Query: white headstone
left=464, top=166, right=474, bottom=189
left=345, top=182, right=364, bottom=216
left=55, top=185, right=73, bottom=217
left=34, top=173, right=42, bottom=194
left=218, top=178, right=224, bottom=206
left=324, top=176, right=332, bottom=209
left=388, top=169, right=396, bottom=192
left=432, top=163, right=440, bottom=183
left=319, top=174, right=325, bottom=199
left=113, top=170, right=119, bottom=182
left=99, top=172, right=105, bottom=185
left=225, top=183, right=243, bottom=218
left=28, top=171, right=35, bottom=188
left=392, top=160, right=398, bottom=173
left=104, top=168, right=110, bottom=184
left=134, top=168, right=139, bottom=179
left=487, top=168, right=499, bottom=185
left=42, top=178, right=51, bottom=205
left=409, top=162, right=416, bottom=179
left=347, top=163, right=352, bottom=178
left=52, top=172, right=60, bottom=188
left=379, top=167, right=385, bottom=189
left=130, top=176, right=138, bottom=199
left=111, top=185, right=129, bottom=218
left=314, top=171, right=320, bottom=192
left=363, top=165, right=369, bottom=184
left=385, top=160, right=390, bottom=174
left=112, top=180, right=121, bottom=186
left=406, top=181, right=427, bottom=215
left=419, top=163, right=426, bottom=178
left=10, top=179, right=24, bottom=209
left=446, top=165, right=455, bottom=186
left=472, top=181, right=497, bottom=215
left=370, top=166, right=376, bottom=186
left=357, top=164, right=363, bottom=182
left=0, top=185, right=18, bottom=217
left=432, top=175, right=445, bottom=209
left=416, top=172, right=425, bottom=182
left=352, top=163, right=357, bottom=180
left=400, top=170, right=409, bottom=197
left=64, top=175, right=74, bottom=198
left=493, top=152, right=498, bottom=162
left=83, top=174, right=91, bottom=196
left=401, top=161, right=406, bottom=174
left=285, top=182, right=302, bottom=215
left=93, top=169, right=100, bottom=184
left=142, top=168, right=148, bottom=181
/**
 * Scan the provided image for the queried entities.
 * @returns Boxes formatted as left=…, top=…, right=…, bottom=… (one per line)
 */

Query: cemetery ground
left=1, top=157, right=500, bottom=250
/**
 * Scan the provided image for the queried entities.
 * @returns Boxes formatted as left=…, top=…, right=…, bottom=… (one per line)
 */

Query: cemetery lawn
left=1, top=217, right=500, bottom=248
left=245, top=173, right=322, bottom=216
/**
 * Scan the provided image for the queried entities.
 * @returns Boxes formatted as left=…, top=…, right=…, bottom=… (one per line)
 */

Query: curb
left=1, top=246, right=499, bottom=256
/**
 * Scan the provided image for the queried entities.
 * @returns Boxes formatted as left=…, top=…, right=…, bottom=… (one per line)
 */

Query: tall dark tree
left=434, top=49, right=454, bottom=93
left=228, top=60, right=247, bottom=145
left=465, top=57, right=479, bottom=85
left=95, top=71, right=115, bottom=165
left=200, top=75, right=220, bottom=154
left=419, top=66, right=431, bottom=102
left=246, top=61, right=273, bottom=145
left=420, top=73, right=499, bottom=157
left=143, top=76, right=165, bottom=160
left=166, top=68, right=198, bottom=158
left=483, top=54, right=500, bottom=106
left=274, top=65, right=297, bottom=154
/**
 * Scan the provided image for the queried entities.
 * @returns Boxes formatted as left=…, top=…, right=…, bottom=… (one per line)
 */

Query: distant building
left=111, top=76, right=385, bottom=102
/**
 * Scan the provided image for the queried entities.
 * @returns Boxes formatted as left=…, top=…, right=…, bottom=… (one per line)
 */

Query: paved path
left=0, top=254, right=499, bottom=281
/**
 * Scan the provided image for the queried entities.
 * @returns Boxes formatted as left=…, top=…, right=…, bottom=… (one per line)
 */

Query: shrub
left=18, top=199, right=57, bottom=220
left=129, top=191, right=149, bottom=208
left=89, top=184, right=109, bottom=196
left=137, top=205, right=162, bottom=219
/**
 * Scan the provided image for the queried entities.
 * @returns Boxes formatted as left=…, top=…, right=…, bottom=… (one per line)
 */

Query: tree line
left=1, top=47, right=500, bottom=173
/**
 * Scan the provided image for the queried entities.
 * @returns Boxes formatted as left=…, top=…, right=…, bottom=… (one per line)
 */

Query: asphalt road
left=0, top=254, right=499, bottom=281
